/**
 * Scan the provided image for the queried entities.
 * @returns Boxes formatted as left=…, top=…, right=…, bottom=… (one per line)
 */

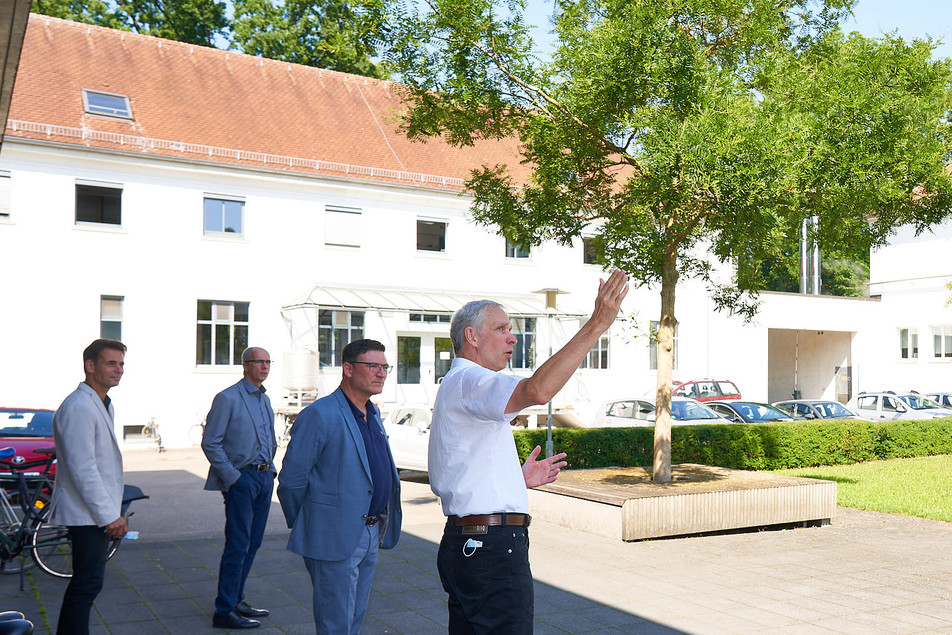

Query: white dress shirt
left=428, top=357, right=527, bottom=516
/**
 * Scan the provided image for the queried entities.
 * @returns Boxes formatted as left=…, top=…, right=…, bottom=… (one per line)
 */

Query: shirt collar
left=342, top=391, right=377, bottom=422
left=240, top=377, right=266, bottom=394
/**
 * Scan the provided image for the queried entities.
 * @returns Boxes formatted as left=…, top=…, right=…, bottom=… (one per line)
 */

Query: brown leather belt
left=451, top=513, right=531, bottom=528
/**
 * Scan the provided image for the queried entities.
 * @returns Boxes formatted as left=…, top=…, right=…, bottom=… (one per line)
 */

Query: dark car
left=706, top=401, right=794, bottom=423
left=672, top=380, right=742, bottom=402
left=772, top=399, right=869, bottom=421
left=0, top=408, right=56, bottom=475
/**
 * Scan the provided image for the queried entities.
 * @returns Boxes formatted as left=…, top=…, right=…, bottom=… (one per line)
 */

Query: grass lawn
left=775, top=454, right=952, bottom=522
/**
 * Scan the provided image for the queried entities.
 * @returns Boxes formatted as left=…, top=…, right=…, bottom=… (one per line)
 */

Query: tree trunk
left=652, top=247, right=678, bottom=483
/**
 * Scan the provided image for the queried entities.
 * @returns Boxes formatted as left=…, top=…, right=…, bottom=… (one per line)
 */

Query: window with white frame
left=76, top=181, right=122, bottom=225
left=319, top=310, right=365, bottom=367
left=417, top=218, right=447, bottom=252
left=900, top=328, right=918, bottom=359
left=509, top=317, right=535, bottom=370
left=649, top=320, right=678, bottom=370
left=204, top=196, right=244, bottom=236
left=505, top=238, right=530, bottom=259
left=325, top=205, right=361, bottom=247
left=933, top=325, right=952, bottom=358
left=82, top=89, right=133, bottom=119
left=581, top=334, right=610, bottom=369
left=0, top=171, right=10, bottom=217
left=100, top=296, right=123, bottom=341
left=196, top=300, right=249, bottom=366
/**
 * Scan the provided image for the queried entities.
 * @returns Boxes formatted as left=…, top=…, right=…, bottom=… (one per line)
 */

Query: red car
left=672, top=380, right=742, bottom=403
left=0, top=408, right=57, bottom=476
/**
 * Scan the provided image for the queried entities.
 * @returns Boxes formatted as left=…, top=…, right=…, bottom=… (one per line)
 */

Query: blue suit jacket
left=277, top=388, right=402, bottom=561
left=202, top=378, right=277, bottom=491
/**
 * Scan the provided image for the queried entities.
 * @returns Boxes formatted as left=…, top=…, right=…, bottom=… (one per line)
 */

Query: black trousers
left=437, top=521, right=533, bottom=634
left=57, top=525, right=110, bottom=635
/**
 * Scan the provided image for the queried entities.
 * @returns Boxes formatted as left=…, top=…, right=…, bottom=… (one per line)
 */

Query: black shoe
left=236, top=601, right=270, bottom=618
left=212, top=611, right=260, bottom=629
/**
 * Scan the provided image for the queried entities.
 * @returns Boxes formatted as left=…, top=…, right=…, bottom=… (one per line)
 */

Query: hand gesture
left=590, top=270, right=629, bottom=332
left=522, top=445, right=568, bottom=489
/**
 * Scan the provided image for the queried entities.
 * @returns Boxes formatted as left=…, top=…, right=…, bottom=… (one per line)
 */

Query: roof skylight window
left=82, top=89, right=133, bottom=119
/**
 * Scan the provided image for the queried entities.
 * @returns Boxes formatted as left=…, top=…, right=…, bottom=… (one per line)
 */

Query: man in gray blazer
left=278, top=339, right=402, bottom=635
left=51, top=338, right=128, bottom=635
left=202, top=347, right=277, bottom=630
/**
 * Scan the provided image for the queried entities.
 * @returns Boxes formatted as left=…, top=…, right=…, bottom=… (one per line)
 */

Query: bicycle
left=0, top=446, right=149, bottom=579
left=142, top=417, right=165, bottom=452
left=187, top=417, right=205, bottom=446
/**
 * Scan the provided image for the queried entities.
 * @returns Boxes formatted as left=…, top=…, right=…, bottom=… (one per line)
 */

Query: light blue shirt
left=241, top=378, right=274, bottom=465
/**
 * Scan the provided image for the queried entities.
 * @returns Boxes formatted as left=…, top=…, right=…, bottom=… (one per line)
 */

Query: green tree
left=32, top=0, right=387, bottom=78
left=380, top=0, right=952, bottom=481
left=231, top=0, right=388, bottom=77
left=33, top=0, right=229, bottom=47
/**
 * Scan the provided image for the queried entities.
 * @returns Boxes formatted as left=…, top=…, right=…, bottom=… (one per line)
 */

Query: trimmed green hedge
left=512, top=417, right=952, bottom=470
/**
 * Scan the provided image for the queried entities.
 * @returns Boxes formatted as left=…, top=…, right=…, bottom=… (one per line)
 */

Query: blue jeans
left=437, top=522, right=533, bottom=634
left=57, top=525, right=110, bottom=635
left=215, top=468, right=274, bottom=616
left=303, top=523, right=379, bottom=635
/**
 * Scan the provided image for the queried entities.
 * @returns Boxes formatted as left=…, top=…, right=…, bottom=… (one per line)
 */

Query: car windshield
left=0, top=410, right=54, bottom=437
left=671, top=400, right=721, bottom=420
left=813, top=402, right=856, bottom=418
left=898, top=395, right=942, bottom=410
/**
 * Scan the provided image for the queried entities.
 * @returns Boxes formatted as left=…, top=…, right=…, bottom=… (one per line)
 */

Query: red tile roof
left=6, top=14, right=528, bottom=190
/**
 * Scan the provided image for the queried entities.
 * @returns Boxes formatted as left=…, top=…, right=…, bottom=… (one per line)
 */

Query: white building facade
left=1, top=15, right=950, bottom=447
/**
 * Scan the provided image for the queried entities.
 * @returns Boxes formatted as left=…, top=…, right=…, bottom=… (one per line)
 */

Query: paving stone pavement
left=2, top=448, right=951, bottom=634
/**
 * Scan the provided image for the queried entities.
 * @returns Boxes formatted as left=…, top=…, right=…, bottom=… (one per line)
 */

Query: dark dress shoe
left=212, top=611, right=260, bottom=629
left=236, top=601, right=270, bottom=618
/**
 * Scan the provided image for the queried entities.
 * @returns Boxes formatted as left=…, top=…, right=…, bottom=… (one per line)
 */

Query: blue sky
left=523, top=0, right=952, bottom=60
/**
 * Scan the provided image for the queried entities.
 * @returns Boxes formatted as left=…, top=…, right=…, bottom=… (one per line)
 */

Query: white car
left=924, top=392, right=952, bottom=409
left=594, top=397, right=729, bottom=427
left=383, top=404, right=432, bottom=472
left=847, top=392, right=950, bottom=421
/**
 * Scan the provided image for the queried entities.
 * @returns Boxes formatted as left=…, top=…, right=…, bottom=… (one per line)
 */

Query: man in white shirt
left=429, top=270, right=629, bottom=634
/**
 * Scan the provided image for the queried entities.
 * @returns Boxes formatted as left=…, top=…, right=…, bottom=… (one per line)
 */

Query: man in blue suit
left=202, top=347, right=277, bottom=630
left=278, top=339, right=402, bottom=635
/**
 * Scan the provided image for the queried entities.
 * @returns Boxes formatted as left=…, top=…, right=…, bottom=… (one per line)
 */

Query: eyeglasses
left=350, top=361, right=393, bottom=374
left=246, top=360, right=272, bottom=366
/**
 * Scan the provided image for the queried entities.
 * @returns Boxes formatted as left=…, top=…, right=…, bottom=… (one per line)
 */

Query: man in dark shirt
left=277, top=339, right=402, bottom=635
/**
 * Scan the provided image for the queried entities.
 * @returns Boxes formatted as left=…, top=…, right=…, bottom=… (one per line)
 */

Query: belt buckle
left=364, top=515, right=380, bottom=526
left=462, top=524, right=488, bottom=535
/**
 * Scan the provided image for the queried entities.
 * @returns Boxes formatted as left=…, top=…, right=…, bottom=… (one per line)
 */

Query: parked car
left=772, top=399, right=869, bottom=421
left=706, top=401, right=795, bottom=423
left=382, top=404, right=432, bottom=472
left=595, top=397, right=729, bottom=427
left=672, top=379, right=742, bottom=402
left=924, top=392, right=952, bottom=409
left=593, top=399, right=656, bottom=427
left=0, top=408, right=56, bottom=475
left=847, top=392, right=950, bottom=421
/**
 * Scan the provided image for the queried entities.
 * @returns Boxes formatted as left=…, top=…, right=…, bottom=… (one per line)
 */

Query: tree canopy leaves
left=380, top=0, right=952, bottom=480
left=33, top=0, right=388, bottom=77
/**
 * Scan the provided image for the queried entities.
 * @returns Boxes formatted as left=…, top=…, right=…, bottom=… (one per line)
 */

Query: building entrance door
left=396, top=334, right=453, bottom=404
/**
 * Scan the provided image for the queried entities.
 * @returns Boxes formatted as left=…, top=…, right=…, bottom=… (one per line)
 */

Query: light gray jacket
left=49, top=382, right=124, bottom=527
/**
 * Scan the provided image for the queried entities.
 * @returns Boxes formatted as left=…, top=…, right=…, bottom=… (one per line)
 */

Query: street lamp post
left=532, top=287, right=567, bottom=458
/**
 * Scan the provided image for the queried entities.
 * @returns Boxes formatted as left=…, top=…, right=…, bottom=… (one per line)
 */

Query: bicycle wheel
left=0, top=491, right=50, bottom=575
left=30, top=519, right=73, bottom=578
left=31, top=521, right=123, bottom=578
left=187, top=423, right=204, bottom=446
